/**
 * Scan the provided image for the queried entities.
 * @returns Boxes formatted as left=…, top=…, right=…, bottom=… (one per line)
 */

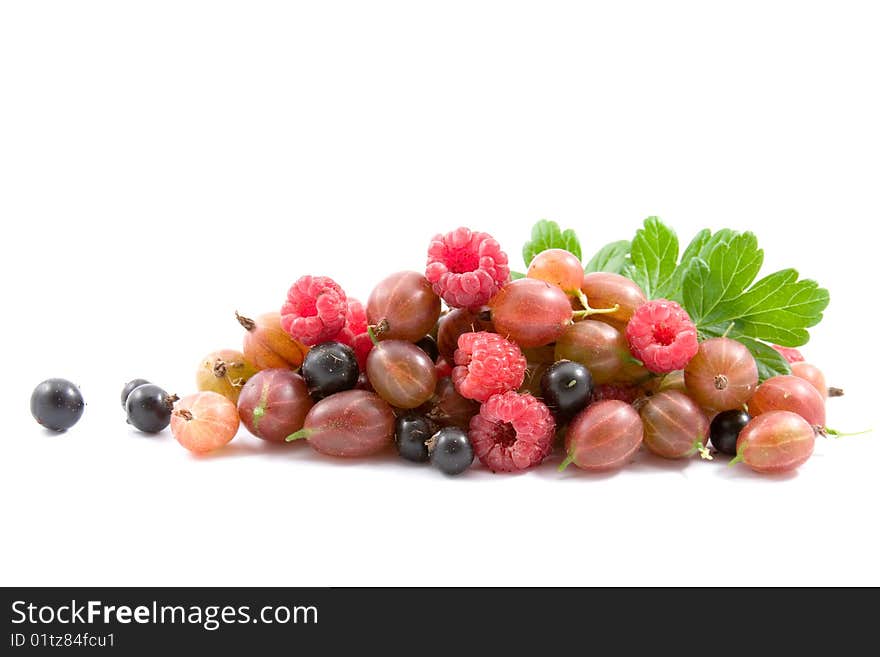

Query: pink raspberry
left=280, top=275, right=347, bottom=346
left=772, top=344, right=804, bottom=364
left=452, top=331, right=527, bottom=403
left=625, top=299, right=698, bottom=373
left=591, top=383, right=642, bottom=405
left=468, top=391, right=556, bottom=472
left=425, top=227, right=510, bottom=309
left=335, top=299, right=374, bottom=370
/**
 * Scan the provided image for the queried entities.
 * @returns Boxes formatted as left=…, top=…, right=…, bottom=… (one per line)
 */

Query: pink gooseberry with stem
left=171, top=391, right=240, bottom=454
left=729, top=410, right=815, bottom=474
left=638, top=391, right=710, bottom=459
left=579, top=272, right=647, bottom=324
left=286, top=390, right=395, bottom=457
left=559, top=400, right=644, bottom=472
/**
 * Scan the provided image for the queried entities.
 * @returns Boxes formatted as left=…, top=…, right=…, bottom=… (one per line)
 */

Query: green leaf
left=583, top=240, right=630, bottom=274
left=627, top=217, right=679, bottom=299
left=682, top=231, right=829, bottom=353
left=683, top=232, right=763, bottom=326
left=713, top=270, right=830, bottom=346
left=658, top=228, right=711, bottom=302
left=509, top=271, right=525, bottom=280
left=697, top=229, right=737, bottom=260
left=522, top=219, right=582, bottom=265
left=682, top=257, right=711, bottom=323
left=738, top=336, right=793, bottom=381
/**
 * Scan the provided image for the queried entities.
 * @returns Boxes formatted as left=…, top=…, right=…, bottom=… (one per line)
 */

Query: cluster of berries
left=29, top=227, right=842, bottom=476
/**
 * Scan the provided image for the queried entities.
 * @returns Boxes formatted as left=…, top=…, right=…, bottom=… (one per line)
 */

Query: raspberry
left=591, top=383, right=642, bottom=405
left=280, top=275, right=348, bottom=346
left=625, top=299, right=698, bottom=373
left=772, top=344, right=805, bottom=364
left=468, top=391, right=556, bottom=472
left=452, top=331, right=527, bottom=403
left=335, top=299, right=374, bottom=370
left=425, top=227, right=510, bottom=309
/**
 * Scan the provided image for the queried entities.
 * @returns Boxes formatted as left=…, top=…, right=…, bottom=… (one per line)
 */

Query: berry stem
left=366, top=325, right=381, bottom=346
left=572, top=306, right=620, bottom=319
left=285, top=429, right=312, bottom=442
left=235, top=311, right=256, bottom=332
left=212, top=359, right=228, bottom=378
left=558, top=453, right=575, bottom=472
left=372, top=318, right=390, bottom=338
left=828, top=387, right=845, bottom=398
left=686, top=438, right=713, bottom=460
left=821, top=427, right=872, bottom=439
left=573, top=290, right=619, bottom=319
left=728, top=452, right=744, bottom=467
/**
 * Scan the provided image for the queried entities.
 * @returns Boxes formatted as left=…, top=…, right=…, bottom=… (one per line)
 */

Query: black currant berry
left=415, top=335, right=439, bottom=363
left=395, top=414, right=435, bottom=463
left=540, top=360, right=593, bottom=422
left=429, top=427, right=474, bottom=475
left=126, top=384, right=177, bottom=433
left=121, top=379, right=150, bottom=407
left=709, top=409, right=750, bottom=455
left=301, top=341, right=359, bottom=400
left=30, top=378, right=85, bottom=432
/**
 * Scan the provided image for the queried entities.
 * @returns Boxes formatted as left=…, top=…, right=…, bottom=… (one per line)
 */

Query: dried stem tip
left=236, top=311, right=256, bottom=332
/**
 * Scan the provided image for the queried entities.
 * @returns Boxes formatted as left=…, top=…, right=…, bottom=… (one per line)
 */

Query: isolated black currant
left=709, top=409, right=751, bottom=455
left=125, top=384, right=177, bottom=433
left=429, top=427, right=474, bottom=475
left=120, top=379, right=150, bottom=407
left=395, top=414, right=435, bottom=463
left=415, top=335, right=439, bottom=363
left=301, top=341, right=359, bottom=400
left=540, top=360, right=593, bottom=422
left=30, top=378, right=85, bottom=432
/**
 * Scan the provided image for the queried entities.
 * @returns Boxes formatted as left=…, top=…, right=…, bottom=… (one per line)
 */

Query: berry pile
left=31, top=217, right=861, bottom=476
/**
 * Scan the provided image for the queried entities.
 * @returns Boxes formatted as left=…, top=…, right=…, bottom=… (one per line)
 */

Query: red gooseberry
left=638, top=391, right=710, bottom=459
left=286, top=390, right=395, bottom=457
left=560, top=400, right=644, bottom=472
left=237, top=369, right=313, bottom=443
left=748, top=374, right=826, bottom=427
left=684, top=338, right=758, bottom=412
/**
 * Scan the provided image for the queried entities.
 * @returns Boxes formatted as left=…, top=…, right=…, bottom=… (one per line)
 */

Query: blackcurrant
left=126, top=384, right=177, bottom=434
left=709, top=409, right=751, bottom=455
left=395, top=414, right=435, bottom=463
left=30, top=378, right=84, bottom=432
left=301, top=341, right=360, bottom=400
left=540, top=360, right=593, bottom=422
left=121, top=378, right=150, bottom=407
left=415, top=335, right=439, bottom=363
left=429, top=427, right=474, bottom=475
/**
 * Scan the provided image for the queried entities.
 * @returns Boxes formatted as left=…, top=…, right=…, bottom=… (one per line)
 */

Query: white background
left=1, top=1, right=878, bottom=586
